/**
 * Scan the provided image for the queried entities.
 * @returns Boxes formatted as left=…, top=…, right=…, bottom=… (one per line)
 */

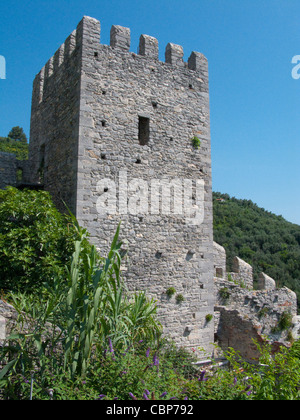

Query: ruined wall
left=213, top=243, right=299, bottom=360
left=0, top=152, right=16, bottom=189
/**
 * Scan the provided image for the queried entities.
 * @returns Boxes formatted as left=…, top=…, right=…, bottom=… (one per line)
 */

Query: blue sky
left=0, top=0, right=299, bottom=224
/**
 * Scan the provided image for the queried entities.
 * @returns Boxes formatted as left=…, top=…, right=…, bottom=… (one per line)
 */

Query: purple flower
left=146, top=348, right=150, bottom=358
left=184, top=396, right=188, bottom=400
left=143, top=393, right=149, bottom=400
left=144, top=389, right=150, bottom=396
left=198, top=370, right=207, bottom=382
left=153, top=353, right=159, bottom=366
left=159, top=392, right=167, bottom=398
left=98, top=394, right=106, bottom=400
left=108, top=338, right=114, bottom=353
left=139, top=340, right=144, bottom=343
left=129, top=392, right=137, bottom=400
left=233, top=377, right=237, bottom=385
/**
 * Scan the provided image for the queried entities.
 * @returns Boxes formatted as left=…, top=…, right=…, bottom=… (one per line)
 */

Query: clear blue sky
left=0, top=0, right=299, bottom=224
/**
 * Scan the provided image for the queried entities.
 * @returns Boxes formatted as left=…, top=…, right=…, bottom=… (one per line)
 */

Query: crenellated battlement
left=32, top=16, right=208, bottom=106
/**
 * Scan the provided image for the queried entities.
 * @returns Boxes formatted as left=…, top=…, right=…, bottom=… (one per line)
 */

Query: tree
left=7, top=126, right=27, bottom=144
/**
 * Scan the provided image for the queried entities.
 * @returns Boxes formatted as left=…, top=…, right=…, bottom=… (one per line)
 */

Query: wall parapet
left=213, top=241, right=299, bottom=359
left=32, top=16, right=209, bottom=106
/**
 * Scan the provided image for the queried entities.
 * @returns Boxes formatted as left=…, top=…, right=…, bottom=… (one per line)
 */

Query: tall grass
left=0, top=219, right=161, bottom=391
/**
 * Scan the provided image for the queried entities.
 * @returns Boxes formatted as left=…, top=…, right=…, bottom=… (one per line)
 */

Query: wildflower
left=129, top=392, right=137, bottom=400
left=143, top=393, right=149, bottom=400
left=139, top=340, right=144, bottom=343
left=144, top=389, right=150, bottom=396
left=233, top=377, right=237, bottom=385
left=198, top=370, right=207, bottom=382
left=153, top=353, right=159, bottom=366
left=146, top=348, right=150, bottom=358
left=98, top=394, right=106, bottom=400
left=159, top=392, right=167, bottom=398
left=108, top=338, right=114, bottom=354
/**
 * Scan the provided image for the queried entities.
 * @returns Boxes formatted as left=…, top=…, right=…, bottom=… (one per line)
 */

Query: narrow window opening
left=102, top=90, right=106, bottom=95
left=101, top=120, right=106, bottom=127
left=94, top=52, right=99, bottom=58
left=138, top=116, right=150, bottom=146
left=152, top=101, right=158, bottom=109
left=104, top=187, right=109, bottom=193
left=135, top=158, right=142, bottom=164
left=38, top=144, right=45, bottom=184
left=101, top=153, right=106, bottom=160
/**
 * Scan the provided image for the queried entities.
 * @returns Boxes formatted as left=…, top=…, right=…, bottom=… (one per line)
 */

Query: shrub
left=205, top=314, right=213, bottom=323
left=175, top=294, right=185, bottom=304
left=191, top=136, right=201, bottom=149
left=166, top=287, right=176, bottom=298
left=0, top=220, right=162, bottom=398
left=219, top=287, right=230, bottom=301
left=0, top=187, right=78, bottom=293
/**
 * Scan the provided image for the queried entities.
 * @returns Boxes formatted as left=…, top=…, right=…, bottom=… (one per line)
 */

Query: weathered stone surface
left=214, top=250, right=298, bottom=359
left=27, top=16, right=214, bottom=357
left=213, top=242, right=226, bottom=279
left=258, top=272, right=276, bottom=291
left=0, top=316, right=5, bottom=341
left=0, top=152, right=16, bottom=188
left=232, top=256, right=253, bottom=289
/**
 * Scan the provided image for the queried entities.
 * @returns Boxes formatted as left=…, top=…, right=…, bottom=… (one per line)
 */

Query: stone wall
left=28, top=16, right=215, bottom=357
left=29, top=24, right=83, bottom=213
left=213, top=243, right=299, bottom=360
left=213, top=241, right=227, bottom=279
left=0, top=152, right=16, bottom=189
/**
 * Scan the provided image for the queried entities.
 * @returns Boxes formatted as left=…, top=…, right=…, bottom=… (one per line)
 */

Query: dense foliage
left=0, top=187, right=78, bottom=292
left=0, top=127, right=29, bottom=160
left=0, top=189, right=300, bottom=400
left=213, top=192, right=300, bottom=310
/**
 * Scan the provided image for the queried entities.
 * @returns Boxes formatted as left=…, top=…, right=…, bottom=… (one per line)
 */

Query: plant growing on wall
left=205, top=314, right=213, bottom=323
left=176, top=294, right=185, bottom=304
left=166, top=287, right=176, bottom=298
left=219, top=287, right=230, bottom=302
left=191, top=136, right=201, bottom=149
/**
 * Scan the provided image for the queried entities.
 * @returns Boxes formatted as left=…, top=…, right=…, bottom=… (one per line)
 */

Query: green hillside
left=213, top=192, right=300, bottom=310
left=0, top=126, right=29, bottom=160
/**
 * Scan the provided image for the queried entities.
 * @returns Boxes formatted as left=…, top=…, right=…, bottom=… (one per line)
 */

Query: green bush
left=166, top=287, right=176, bottom=298
left=0, top=220, right=162, bottom=399
left=0, top=187, right=78, bottom=293
left=191, top=136, right=201, bottom=149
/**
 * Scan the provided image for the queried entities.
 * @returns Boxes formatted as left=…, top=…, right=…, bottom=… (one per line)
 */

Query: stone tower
left=29, top=16, right=214, bottom=356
